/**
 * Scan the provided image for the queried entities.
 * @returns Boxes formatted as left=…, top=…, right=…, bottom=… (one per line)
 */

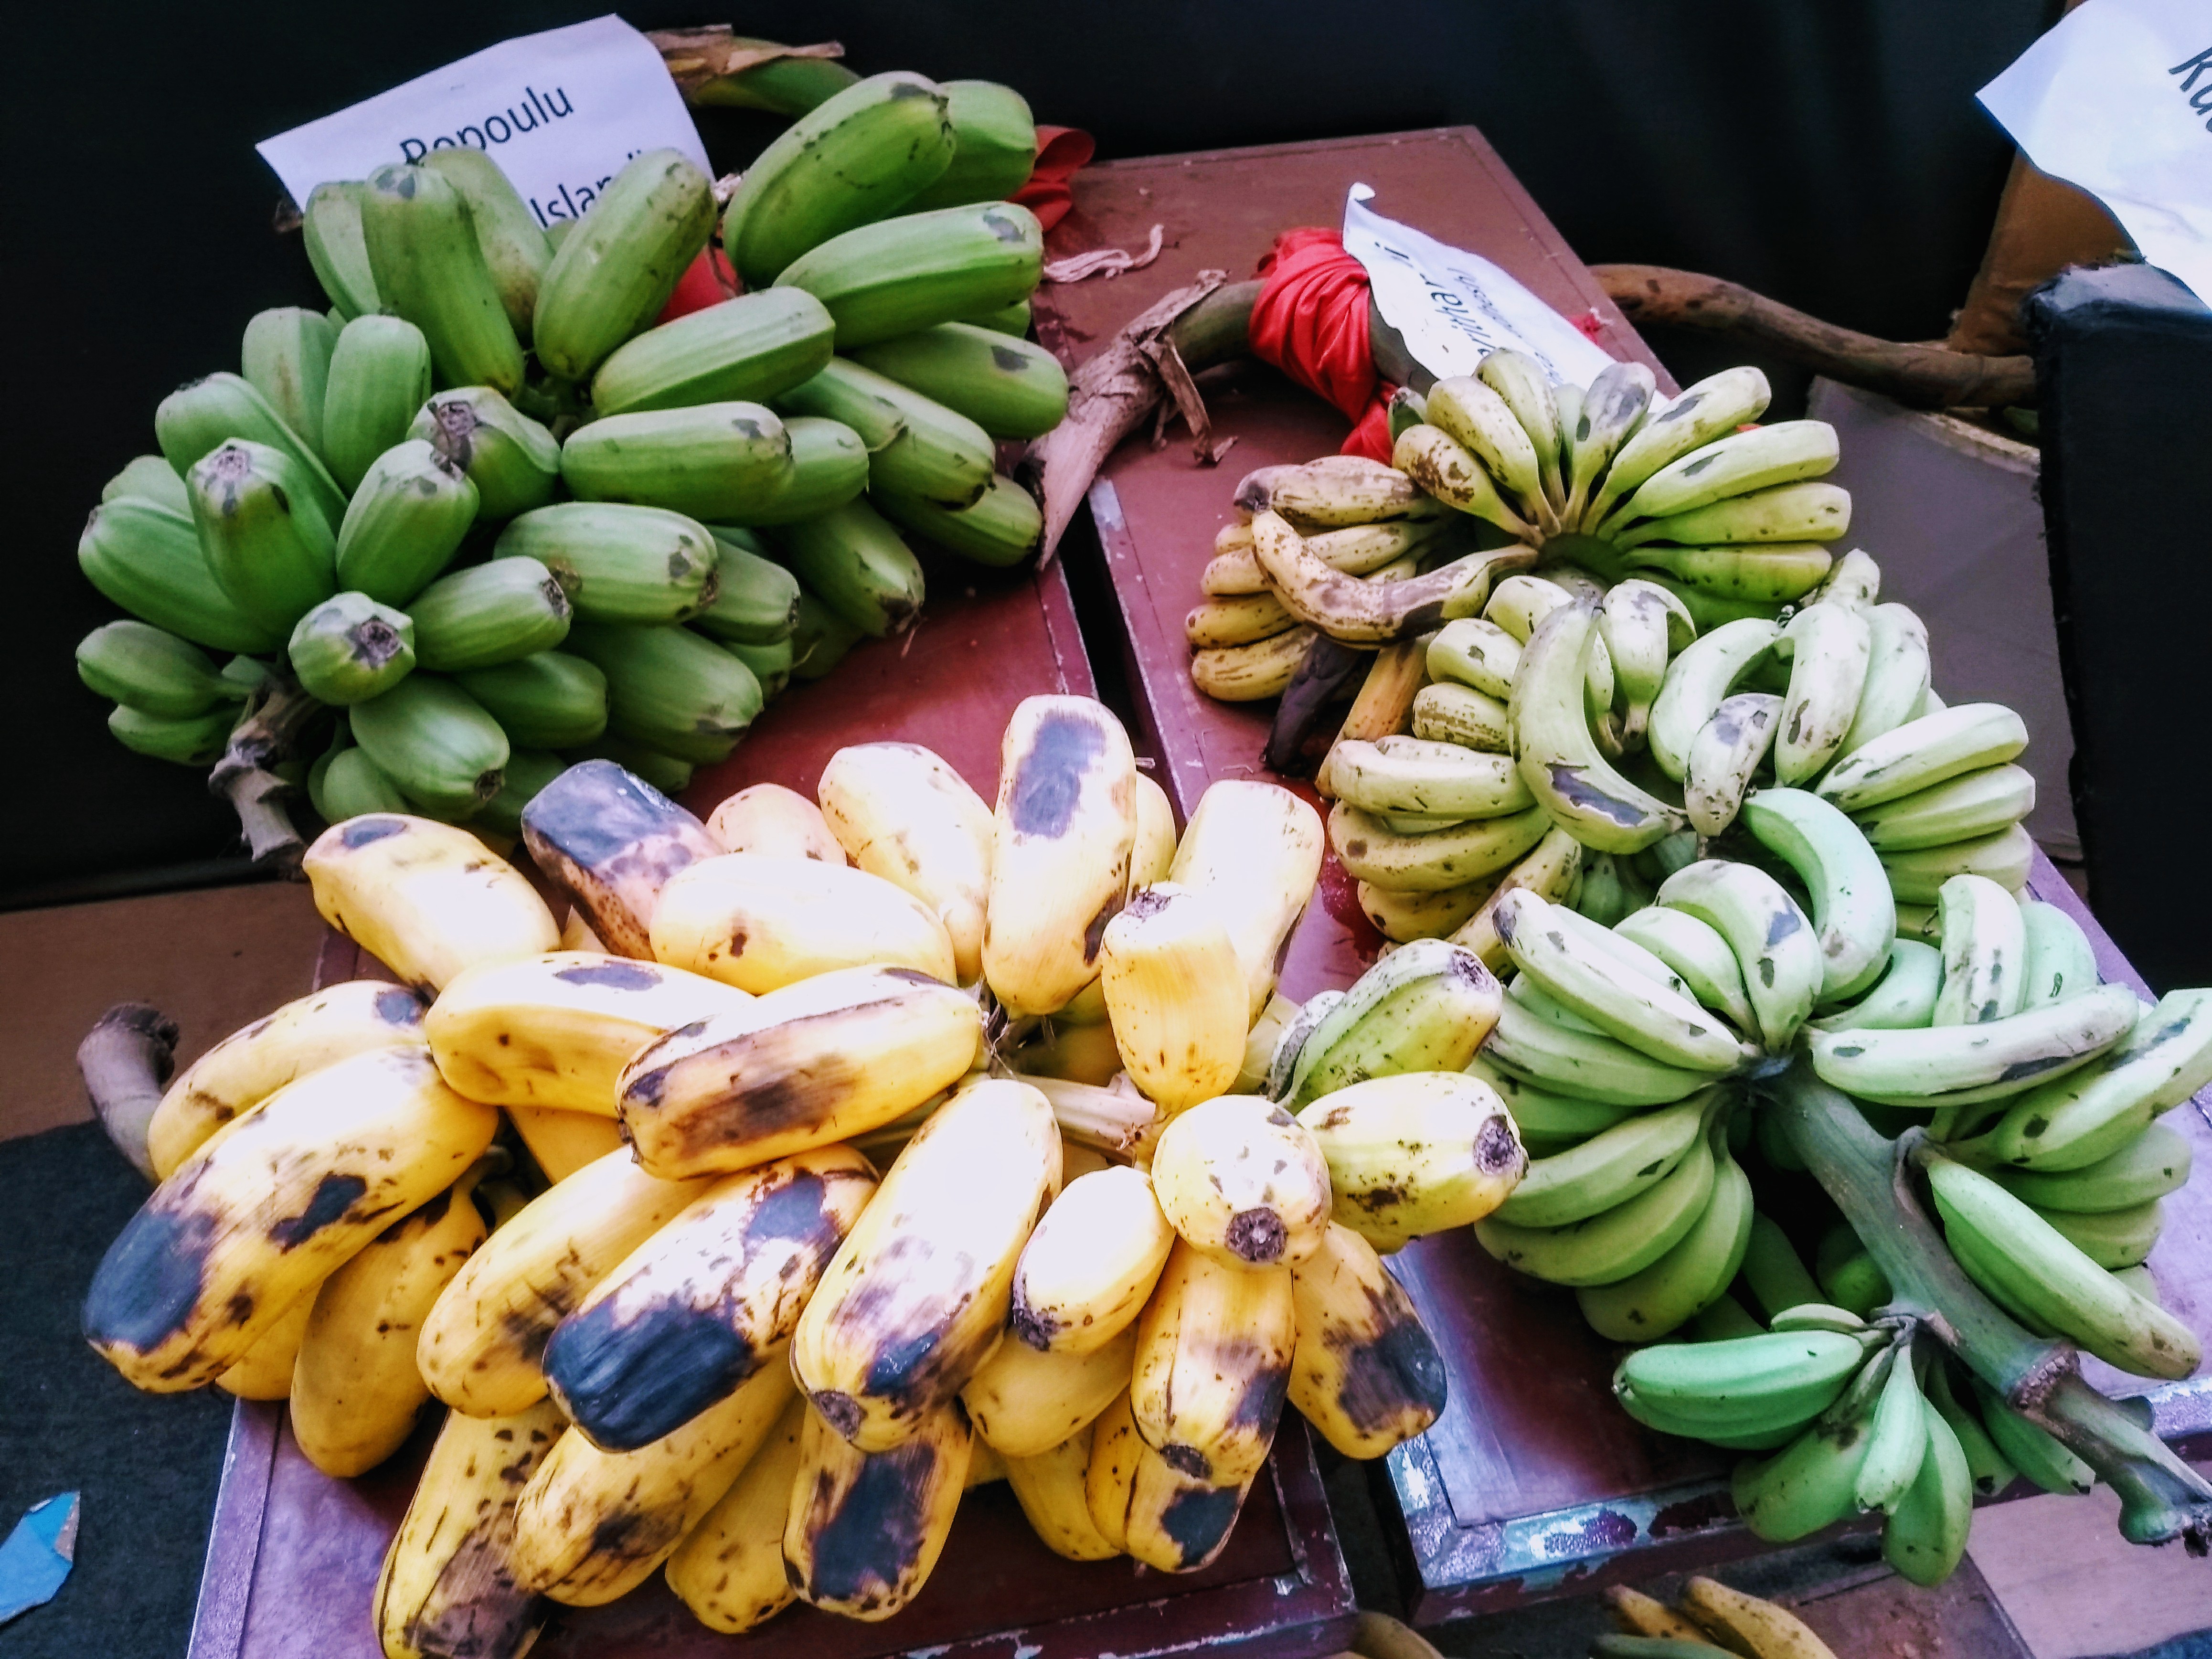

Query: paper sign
left=1978, top=0, right=2212, bottom=304
left=1342, top=185, right=1617, bottom=388
left=256, top=16, right=709, bottom=229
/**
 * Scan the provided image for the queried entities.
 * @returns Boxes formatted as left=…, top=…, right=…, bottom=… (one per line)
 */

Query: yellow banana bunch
left=962, top=1320, right=1139, bottom=1457
left=1098, top=882, right=1247, bottom=1110
left=785, top=1397, right=972, bottom=1620
left=304, top=815, right=559, bottom=992
left=1290, top=1223, right=1448, bottom=1457
left=1086, top=1389, right=1255, bottom=1573
left=294, top=1164, right=489, bottom=1476
left=1169, top=780, right=1325, bottom=1022
left=1129, top=1240, right=1294, bottom=1483
left=794, top=1076, right=1060, bottom=1449
left=649, top=852, right=958, bottom=992
left=704, top=781, right=847, bottom=862
left=1009, top=1164, right=1175, bottom=1352
left=1149, top=1095, right=1332, bottom=1268
left=817, top=741, right=995, bottom=984
left=663, top=1393, right=807, bottom=1633
left=425, top=951, right=747, bottom=1112
left=85, top=1046, right=497, bottom=1393
left=146, top=978, right=429, bottom=1178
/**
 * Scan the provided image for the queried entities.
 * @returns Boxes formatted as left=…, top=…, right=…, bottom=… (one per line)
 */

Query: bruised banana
left=1130, top=1240, right=1294, bottom=1483
left=784, top=1395, right=971, bottom=1619
left=1290, top=1222, right=1448, bottom=1457
left=1251, top=509, right=1536, bottom=643
left=1085, top=1389, right=1256, bottom=1573
left=520, top=758, right=722, bottom=958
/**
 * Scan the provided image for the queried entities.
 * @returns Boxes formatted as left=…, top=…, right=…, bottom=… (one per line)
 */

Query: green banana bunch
left=1475, top=1111, right=1718, bottom=1285
left=560, top=402, right=794, bottom=523
left=875, top=472, right=1045, bottom=567
left=287, top=593, right=415, bottom=705
left=1853, top=1340, right=1929, bottom=1512
left=301, top=181, right=380, bottom=319
left=495, top=504, right=719, bottom=623
left=1277, top=937, right=1501, bottom=1106
left=453, top=652, right=607, bottom=749
left=241, top=307, right=336, bottom=453
left=1510, top=599, right=1686, bottom=853
left=1738, top=788, right=1892, bottom=1005
left=322, top=315, right=435, bottom=495
left=1648, top=617, right=1782, bottom=781
left=186, top=440, right=338, bottom=633
left=1882, top=1393, right=1973, bottom=1586
left=76, top=621, right=243, bottom=717
left=1656, top=859, right=1820, bottom=1050
left=1682, top=693, right=1779, bottom=838
left=775, top=201, right=1044, bottom=351
left=533, top=149, right=716, bottom=382
left=409, top=558, right=573, bottom=671
left=768, top=500, right=925, bottom=638
left=1468, top=1055, right=1636, bottom=1153
left=350, top=674, right=509, bottom=820
left=155, top=372, right=346, bottom=529
left=359, top=163, right=524, bottom=395
left=1731, top=1345, right=1893, bottom=1540
left=591, top=287, right=837, bottom=418
left=333, top=439, right=479, bottom=606
left=408, top=387, right=561, bottom=521
left=1576, top=1126, right=1754, bottom=1341
left=78, top=498, right=286, bottom=655
left=1613, top=1325, right=1873, bottom=1441
left=419, top=147, right=551, bottom=340
left=563, top=620, right=763, bottom=766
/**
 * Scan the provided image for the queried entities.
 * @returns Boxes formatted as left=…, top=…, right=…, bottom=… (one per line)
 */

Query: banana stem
left=76, top=1002, right=177, bottom=1182
left=1770, top=1063, right=2212, bottom=1550
left=208, top=672, right=322, bottom=874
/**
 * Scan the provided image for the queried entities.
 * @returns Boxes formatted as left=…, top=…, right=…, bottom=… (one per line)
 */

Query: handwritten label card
left=256, top=15, right=709, bottom=228
left=1342, top=185, right=1616, bottom=388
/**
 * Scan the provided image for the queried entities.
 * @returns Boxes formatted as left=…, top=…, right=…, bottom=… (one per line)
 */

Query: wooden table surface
left=1030, top=125, right=2212, bottom=1626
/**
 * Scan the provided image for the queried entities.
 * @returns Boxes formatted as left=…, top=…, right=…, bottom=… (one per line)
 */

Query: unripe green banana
left=1657, top=858, right=1821, bottom=1050
left=776, top=201, right=1045, bottom=351
left=1811, top=546, right=1883, bottom=610
left=495, top=503, right=719, bottom=623
left=1816, top=702, right=2031, bottom=812
left=1932, top=874, right=2027, bottom=1028
left=1510, top=600, right=1685, bottom=853
left=691, top=528, right=801, bottom=644
left=1623, top=543, right=1833, bottom=604
left=302, top=181, right=381, bottom=319
left=1683, top=693, right=1779, bottom=837
left=1832, top=601, right=1932, bottom=761
left=109, top=703, right=234, bottom=766
left=359, top=163, right=524, bottom=395
left=563, top=620, right=762, bottom=765
left=686, top=38, right=861, bottom=115
left=721, top=73, right=956, bottom=287
left=1614, top=904, right=1758, bottom=1035
left=1577, top=1138, right=1754, bottom=1342
left=287, top=592, right=416, bottom=704
left=967, top=298, right=1033, bottom=336
left=1648, top=617, right=1783, bottom=781
left=333, top=438, right=479, bottom=606
left=1737, top=1213, right=1826, bottom=1321
left=350, top=675, right=509, bottom=820
left=1733, top=1409, right=1876, bottom=1543
left=1598, top=421, right=1840, bottom=538
left=776, top=357, right=995, bottom=509
left=534, top=149, right=717, bottom=381
left=79, top=499, right=285, bottom=655
left=409, top=557, right=573, bottom=671
left=590, top=287, right=837, bottom=417
left=453, top=652, right=608, bottom=748
left=309, top=743, right=411, bottom=822
left=1279, top=937, right=1503, bottom=1106
left=851, top=322, right=1069, bottom=441
left=1597, top=578, right=1693, bottom=746
left=1616, top=481, right=1851, bottom=550
left=705, top=417, right=872, bottom=528
left=790, top=588, right=866, bottom=680
left=723, top=635, right=794, bottom=699
left=475, top=748, right=567, bottom=840
left=1612, top=1325, right=1870, bottom=1440
left=898, top=81, right=1037, bottom=213
left=875, top=475, right=1044, bottom=567
left=1853, top=1342, right=1929, bottom=1513
left=408, top=386, right=561, bottom=521
left=1425, top=374, right=1547, bottom=521
left=1465, top=1055, right=1634, bottom=1151
left=1853, top=764, right=2034, bottom=853
left=1969, top=1375, right=2092, bottom=1495
left=1881, top=823, right=2034, bottom=904
left=1494, top=1093, right=1710, bottom=1227
left=420, top=147, right=552, bottom=341
left=1775, top=600, right=1872, bottom=784
left=1475, top=1128, right=1716, bottom=1286
left=76, top=621, right=238, bottom=717
left=1585, top=366, right=1773, bottom=528
left=561, top=402, right=794, bottom=522
left=1807, top=937, right=1943, bottom=1032
left=1563, top=361, right=1657, bottom=526
left=1481, top=989, right=1710, bottom=1106
left=2017, top=899, right=2099, bottom=1010
left=187, top=440, right=338, bottom=633
left=768, top=500, right=925, bottom=638
left=1925, top=1361, right=2016, bottom=1498
left=321, top=315, right=436, bottom=494
left=241, top=307, right=337, bottom=454
left=103, top=455, right=191, bottom=514
left=156, top=372, right=346, bottom=529
left=1807, top=981, right=2138, bottom=1106
left=1426, top=617, right=1520, bottom=700
left=1739, top=787, right=1894, bottom=1005
left=2035, top=1198, right=2164, bottom=1268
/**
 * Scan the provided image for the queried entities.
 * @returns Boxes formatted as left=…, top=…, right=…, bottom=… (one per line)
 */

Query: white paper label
left=255, top=16, right=709, bottom=229
left=1978, top=0, right=2212, bottom=304
left=1341, top=185, right=1616, bottom=388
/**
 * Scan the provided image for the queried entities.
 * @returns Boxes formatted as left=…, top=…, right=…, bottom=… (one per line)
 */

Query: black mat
left=0, top=1123, right=231, bottom=1659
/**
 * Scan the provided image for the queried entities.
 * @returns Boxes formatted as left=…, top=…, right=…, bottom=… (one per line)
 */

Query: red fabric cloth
left=656, top=243, right=741, bottom=322
left=1248, top=227, right=1392, bottom=460
left=1012, top=125, right=1095, bottom=233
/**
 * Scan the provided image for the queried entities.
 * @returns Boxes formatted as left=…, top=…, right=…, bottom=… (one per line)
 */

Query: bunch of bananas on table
left=75, top=71, right=1065, bottom=838
left=80, top=694, right=1543, bottom=1654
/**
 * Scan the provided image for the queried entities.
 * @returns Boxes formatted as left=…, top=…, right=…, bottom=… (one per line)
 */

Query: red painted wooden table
left=1030, top=125, right=2212, bottom=1625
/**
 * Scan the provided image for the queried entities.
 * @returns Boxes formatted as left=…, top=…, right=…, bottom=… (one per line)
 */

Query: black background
left=5, top=0, right=2056, bottom=902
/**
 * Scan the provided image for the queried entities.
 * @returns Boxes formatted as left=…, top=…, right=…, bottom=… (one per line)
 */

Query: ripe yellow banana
left=664, top=1393, right=805, bottom=1633
left=1004, top=1423, right=1121, bottom=1560
left=418, top=1147, right=713, bottom=1416
left=1290, top=1223, right=1447, bottom=1457
left=1099, top=882, right=1248, bottom=1111
left=817, top=741, right=995, bottom=984
left=649, top=851, right=958, bottom=993
left=1129, top=1239, right=1294, bottom=1483
left=542, top=1146, right=877, bottom=1451
left=293, top=1166, right=489, bottom=1476
left=146, top=978, right=429, bottom=1179
left=505, top=1103, right=624, bottom=1180
left=964, top=1320, right=1138, bottom=1457
left=214, top=1291, right=315, bottom=1400
left=795, top=1075, right=1059, bottom=1449
left=984, top=695, right=1139, bottom=1015
left=1131, top=772, right=1178, bottom=884
left=1679, top=1575, right=1843, bottom=1659
left=617, top=964, right=982, bottom=1178
left=1169, top=780, right=1326, bottom=1022
left=1297, top=1071, right=1527, bottom=1249
left=374, top=1398, right=568, bottom=1659
left=425, top=950, right=747, bottom=1113
left=305, top=815, right=560, bottom=993
left=1010, top=1164, right=1175, bottom=1353
left=704, top=781, right=846, bottom=861
left=512, top=1352, right=795, bottom=1606
left=1191, top=626, right=1316, bottom=701
left=85, top=1047, right=497, bottom=1393
left=785, top=1396, right=972, bottom=1620
left=1085, top=1389, right=1257, bottom=1573
left=1149, top=1095, right=1332, bottom=1268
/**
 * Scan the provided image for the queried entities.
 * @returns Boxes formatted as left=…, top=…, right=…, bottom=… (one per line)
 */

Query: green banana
left=707, top=416, right=871, bottom=527
left=474, top=747, right=568, bottom=840
left=1481, top=988, right=1710, bottom=1106
left=561, top=402, right=794, bottom=522
left=1585, top=366, right=1773, bottom=528
left=155, top=372, right=346, bottom=529
left=775, top=356, right=995, bottom=510
left=494, top=503, right=719, bottom=623
left=1767, top=1304, right=1870, bottom=1334
left=1814, top=1223, right=1892, bottom=1317
left=1733, top=1408, right=1875, bottom=1542
left=1475, top=1126, right=1715, bottom=1286
left=1613, top=1326, right=1871, bottom=1440
left=721, top=73, right=956, bottom=287
left=1563, top=361, right=1657, bottom=527
left=767, top=499, right=925, bottom=637
left=409, top=386, right=561, bottom=522
left=1578, top=1134, right=1754, bottom=1341
left=590, top=287, right=837, bottom=417
left=1615, top=906, right=1757, bottom=1035
left=1810, top=546, right=1882, bottom=610
left=187, top=440, right=338, bottom=632
left=350, top=674, right=509, bottom=819
left=1882, top=1395, right=1971, bottom=1585
left=78, top=499, right=285, bottom=655
left=1496, top=1092, right=1710, bottom=1227
left=1881, top=824, right=2034, bottom=904
left=692, top=528, right=802, bottom=644
left=1739, top=787, right=1893, bottom=1004
left=1329, top=801, right=1551, bottom=893
left=1993, top=1121, right=2189, bottom=1213
left=1643, top=574, right=1786, bottom=634
left=1648, top=617, right=1781, bottom=781
left=723, top=635, right=794, bottom=699
left=1928, top=1154, right=2198, bottom=1378
left=2017, top=899, right=2099, bottom=1010
left=1738, top=1213, right=1827, bottom=1321
left=1933, top=874, right=2027, bottom=1028
left=533, top=149, right=716, bottom=382
left=686, top=38, right=860, bottom=115
left=1425, top=374, right=1548, bottom=523
left=1774, top=601, right=1872, bottom=785
left=1281, top=938, right=1502, bottom=1106
left=1837, top=603, right=1932, bottom=760
left=874, top=473, right=1044, bottom=567
left=301, top=181, right=380, bottom=319
left=789, top=586, right=865, bottom=680
left=1816, top=702, right=2031, bottom=811
left=1969, top=1376, right=2092, bottom=1496
left=332, top=438, right=479, bottom=606
left=241, top=307, right=337, bottom=454
left=1409, top=681, right=1511, bottom=750
left=1809, top=981, right=2137, bottom=1106
left=1510, top=600, right=1686, bottom=853
left=1597, top=578, right=1694, bottom=746
left=1854, top=764, right=2035, bottom=853
left=1683, top=693, right=1779, bottom=838
left=1622, top=543, right=1833, bottom=605
left=409, top=557, right=573, bottom=671
left=1482, top=573, right=1574, bottom=643
left=850, top=322, right=1069, bottom=440
left=1852, top=1341, right=1928, bottom=1512
left=1425, top=617, right=1521, bottom=700
left=1466, top=1055, right=1636, bottom=1149
left=322, top=315, right=436, bottom=494
left=359, top=163, right=524, bottom=394
left=775, top=201, right=1044, bottom=350
left=419, top=147, right=552, bottom=340
left=1807, top=937, right=1943, bottom=1032
left=1473, top=350, right=1563, bottom=509
left=1616, top=480, right=1851, bottom=550
left=967, top=298, right=1033, bottom=336
left=562, top=619, right=763, bottom=765
left=1688, top=1292, right=1766, bottom=1343
left=287, top=593, right=416, bottom=704
left=453, top=652, right=607, bottom=749
left=1656, top=860, right=1821, bottom=1050
left=108, top=703, right=234, bottom=766
left=1925, top=1361, right=2015, bottom=1498
left=76, top=622, right=238, bottom=717
left=1597, top=421, right=1840, bottom=539
left=2036, top=1200, right=2164, bottom=1270
left=1326, top=735, right=1531, bottom=820
left=103, top=455, right=191, bottom=514
left=1394, top=424, right=1536, bottom=538
left=309, top=743, right=412, bottom=822
left=898, top=80, right=1037, bottom=213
